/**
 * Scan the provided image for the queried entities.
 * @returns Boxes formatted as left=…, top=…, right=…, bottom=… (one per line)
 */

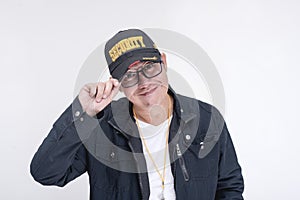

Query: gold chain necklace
left=133, top=96, right=171, bottom=200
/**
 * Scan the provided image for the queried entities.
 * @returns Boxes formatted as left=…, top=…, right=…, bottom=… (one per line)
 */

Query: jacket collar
left=107, top=86, right=200, bottom=146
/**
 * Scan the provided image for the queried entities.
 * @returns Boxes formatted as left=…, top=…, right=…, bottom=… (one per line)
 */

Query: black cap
left=105, top=29, right=161, bottom=80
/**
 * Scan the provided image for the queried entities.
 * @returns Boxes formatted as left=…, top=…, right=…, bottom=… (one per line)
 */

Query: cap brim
left=109, top=48, right=161, bottom=81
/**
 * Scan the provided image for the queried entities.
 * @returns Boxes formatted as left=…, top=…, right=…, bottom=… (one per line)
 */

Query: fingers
left=88, top=84, right=98, bottom=98
left=95, top=79, right=119, bottom=103
left=102, top=82, right=113, bottom=99
left=95, top=83, right=104, bottom=102
left=111, top=78, right=119, bottom=86
left=110, top=79, right=121, bottom=99
left=79, top=79, right=120, bottom=116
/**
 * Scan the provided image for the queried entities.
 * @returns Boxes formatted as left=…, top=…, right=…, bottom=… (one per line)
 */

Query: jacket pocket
left=91, top=144, right=136, bottom=192
left=184, top=136, right=219, bottom=179
left=94, top=143, right=137, bottom=172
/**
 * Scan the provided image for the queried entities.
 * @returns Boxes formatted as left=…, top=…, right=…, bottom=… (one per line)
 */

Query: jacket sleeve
left=30, top=97, right=99, bottom=187
left=215, top=122, right=244, bottom=199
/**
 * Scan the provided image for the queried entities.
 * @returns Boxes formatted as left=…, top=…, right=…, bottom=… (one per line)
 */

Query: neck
left=133, top=94, right=173, bottom=126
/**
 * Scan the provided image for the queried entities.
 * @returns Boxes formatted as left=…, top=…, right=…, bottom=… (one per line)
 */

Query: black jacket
left=30, top=89, right=244, bottom=199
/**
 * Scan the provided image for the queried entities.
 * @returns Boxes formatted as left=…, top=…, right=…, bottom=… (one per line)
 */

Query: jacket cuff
left=72, top=96, right=100, bottom=141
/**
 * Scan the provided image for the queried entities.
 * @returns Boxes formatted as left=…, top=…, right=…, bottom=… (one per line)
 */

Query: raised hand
left=78, top=78, right=120, bottom=117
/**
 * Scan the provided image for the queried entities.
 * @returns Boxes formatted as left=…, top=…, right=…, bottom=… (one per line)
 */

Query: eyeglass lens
left=121, top=61, right=162, bottom=88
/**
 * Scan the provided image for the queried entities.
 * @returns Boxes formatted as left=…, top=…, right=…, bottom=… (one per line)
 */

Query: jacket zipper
left=108, top=122, right=145, bottom=199
left=127, top=142, right=145, bottom=199
left=176, top=144, right=190, bottom=181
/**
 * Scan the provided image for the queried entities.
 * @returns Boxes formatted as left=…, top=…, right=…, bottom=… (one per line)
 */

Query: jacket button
left=110, top=152, right=115, bottom=159
left=80, top=117, right=84, bottom=122
left=185, top=134, right=191, bottom=141
left=75, top=111, right=80, bottom=117
left=200, top=142, right=204, bottom=149
left=180, top=109, right=184, bottom=113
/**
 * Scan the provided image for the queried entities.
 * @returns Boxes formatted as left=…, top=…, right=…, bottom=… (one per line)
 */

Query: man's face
left=120, top=53, right=169, bottom=108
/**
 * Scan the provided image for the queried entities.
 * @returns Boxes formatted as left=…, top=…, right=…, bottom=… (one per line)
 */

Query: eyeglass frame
left=120, top=61, right=163, bottom=88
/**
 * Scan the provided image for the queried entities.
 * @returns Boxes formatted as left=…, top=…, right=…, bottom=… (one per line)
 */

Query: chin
left=139, top=93, right=166, bottom=108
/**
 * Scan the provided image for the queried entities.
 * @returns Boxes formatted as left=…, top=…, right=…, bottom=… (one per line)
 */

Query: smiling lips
left=137, top=86, right=157, bottom=96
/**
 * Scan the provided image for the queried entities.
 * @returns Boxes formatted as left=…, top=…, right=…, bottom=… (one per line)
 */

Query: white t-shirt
left=137, top=117, right=176, bottom=200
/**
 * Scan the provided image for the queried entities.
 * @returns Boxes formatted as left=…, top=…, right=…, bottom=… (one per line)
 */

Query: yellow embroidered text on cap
left=109, top=36, right=146, bottom=62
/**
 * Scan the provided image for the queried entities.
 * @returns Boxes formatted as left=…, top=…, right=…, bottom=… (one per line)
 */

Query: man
left=30, top=29, right=244, bottom=200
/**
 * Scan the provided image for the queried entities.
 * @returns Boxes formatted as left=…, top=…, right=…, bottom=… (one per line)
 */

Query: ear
left=161, top=52, right=167, bottom=70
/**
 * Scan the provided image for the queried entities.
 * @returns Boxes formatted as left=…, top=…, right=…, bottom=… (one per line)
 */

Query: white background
left=1, top=0, right=300, bottom=199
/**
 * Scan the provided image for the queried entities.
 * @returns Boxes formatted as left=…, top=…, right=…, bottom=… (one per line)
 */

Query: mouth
left=137, top=86, right=158, bottom=96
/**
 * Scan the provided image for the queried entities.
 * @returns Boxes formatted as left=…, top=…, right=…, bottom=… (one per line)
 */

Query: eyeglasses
left=121, top=61, right=163, bottom=88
